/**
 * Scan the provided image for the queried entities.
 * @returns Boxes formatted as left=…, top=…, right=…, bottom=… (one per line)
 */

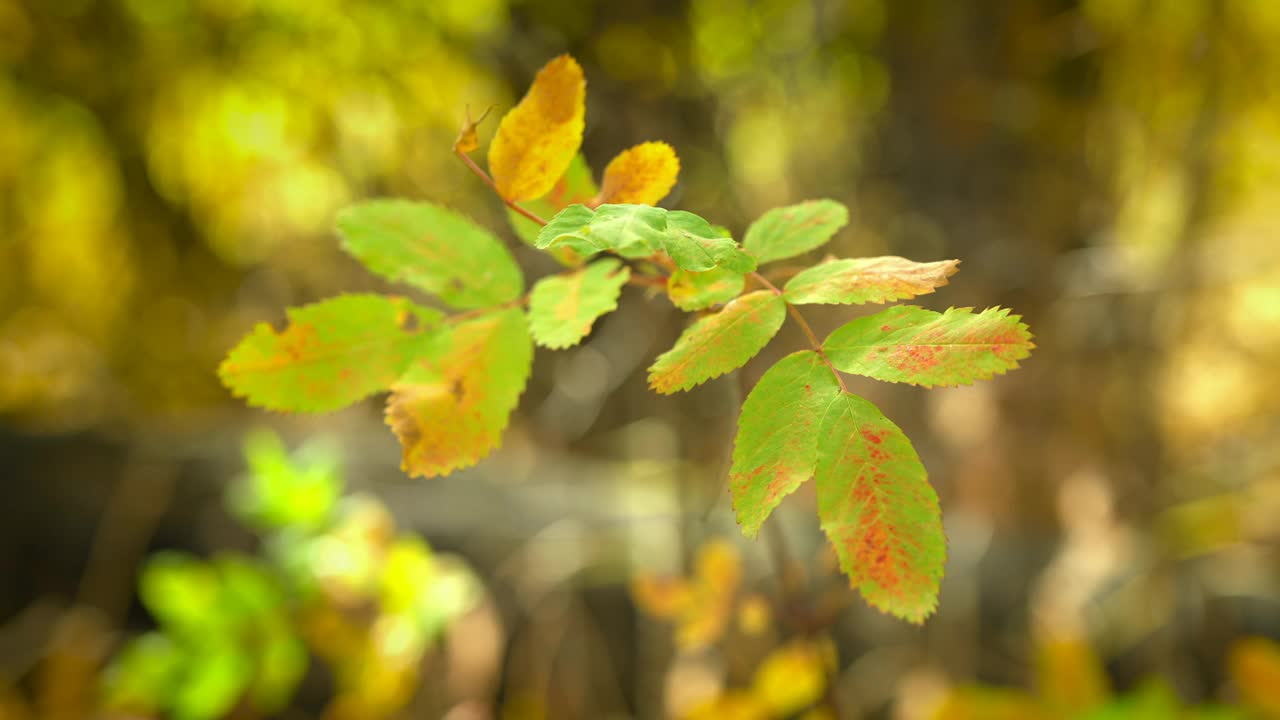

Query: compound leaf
left=537, top=203, right=667, bottom=259
left=662, top=211, right=756, bottom=273
left=743, top=199, right=848, bottom=265
left=219, top=294, right=444, bottom=413
left=667, top=266, right=746, bottom=311
left=784, top=256, right=960, bottom=305
left=385, top=308, right=532, bottom=478
left=824, top=306, right=1033, bottom=387
left=598, top=141, right=680, bottom=205
left=488, top=54, right=585, bottom=201
left=336, top=200, right=523, bottom=309
left=648, top=290, right=785, bottom=394
left=730, top=351, right=841, bottom=537
left=815, top=392, right=944, bottom=623
left=527, top=259, right=630, bottom=349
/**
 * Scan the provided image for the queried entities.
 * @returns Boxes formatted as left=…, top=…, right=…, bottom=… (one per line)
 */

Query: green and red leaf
left=815, top=392, right=945, bottom=623
left=219, top=294, right=443, bottom=413
left=647, top=291, right=786, bottom=394
left=336, top=200, right=523, bottom=309
left=385, top=308, right=532, bottom=478
left=823, top=306, right=1033, bottom=387
left=730, top=352, right=842, bottom=537
left=743, top=199, right=848, bottom=265
left=783, top=256, right=960, bottom=305
left=527, top=259, right=630, bottom=349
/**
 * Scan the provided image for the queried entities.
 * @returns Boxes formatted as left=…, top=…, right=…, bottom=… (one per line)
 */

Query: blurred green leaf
left=231, top=429, right=343, bottom=532
left=140, top=553, right=224, bottom=636
left=102, top=632, right=183, bottom=713
left=171, top=643, right=252, bottom=720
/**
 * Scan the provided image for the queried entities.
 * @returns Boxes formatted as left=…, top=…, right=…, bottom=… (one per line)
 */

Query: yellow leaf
left=1035, top=639, right=1109, bottom=714
left=1230, top=636, right=1280, bottom=717
left=631, top=575, right=694, bottom=619
left=931, top=687, right=1049, bottom=720
left=752, top=641, right=828, bottom=716
left=453, top=105, right=492, bottom=154
left=735, top=593, right=772, bottom=636
left=598, top=141, right=680, bottom=205
left=488, top=55, right=586, bottom=201
left=684, top=691, right=769, bottom=720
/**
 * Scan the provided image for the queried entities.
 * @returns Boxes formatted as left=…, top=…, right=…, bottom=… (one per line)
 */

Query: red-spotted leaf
left=742, top=200, right=848, bottom=265
left=219, top=294, right=443, bottom=413
left=648, top=291, right=786, bottom=394
left=730, top=352, right=842, bottom=537
left=385, top=308, right=532, bottom=478
left=815, top=392, right=944, bottom=623
left=783, top=257, right=960, bottom=305
left=527, top=259, right=630, bottom=349
left=336, top=200, right=523, bottom=309
left=666, top=266, right=746, bottom=311
left=823, top=306, right=1033, bottom=387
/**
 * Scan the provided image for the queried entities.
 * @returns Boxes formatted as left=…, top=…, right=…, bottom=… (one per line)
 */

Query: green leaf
left=140, top=552, right=223, bottom=635
left=783, top=256, right=960, bottom=305
left=815, top=392, right=944, bottom=623
left=219, top=294, right=444, bottom=413
left=730, top=352, right=842, bottom=537
left=667, top=266, right=746, bottom=311
left=510, top=153, right=597, bottom=247
left=230, top=430, right=343, bottom=531
left=172, top=643, right=252, bottom=720
left=528, top=259, right=630, bottom=349
left=103, top=633, right=183, bottom=713
left=251, top=632, right=307, bottom=713
left=743, top=199, right=849, bottom=265
left=537, top=203, right=666, bottom=259
left=336, top=199, right=523, bottom=309
left=823, top=306, right=1034, bottom=387
left=648, top=290, right=786, bottom=394
left=662, top=210, right=756, bottom=273
left=385, top=308, right=533, bottom=477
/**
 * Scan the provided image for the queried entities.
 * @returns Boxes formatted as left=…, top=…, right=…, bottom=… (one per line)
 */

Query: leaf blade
left=509, top=153, right=597, bottom=257
left=815, top=392, right=944, bottom=623
left=823, top=306, right=1034, bottom=387
left=648, top=290, right=786, bottom=394
left=730, top=351, right=842, bottom=537
left=663, top=211, right=757, bottom=273
left=537, top=203, right=668, bottom=259
left=784, top=257, right=960, bottom=305
left=598, top=141, right=680, bottom=205
left=667, top=266, right=747, bottom=311
left=336, top=199, right=523, bottom=309
left=487, top=54, right=586, bottom=202
left=218, top=294, right=444, bottom=413
left=743, top=199, right=849, bottom=265
left=385, top=308, right=533, bottom=478
left=527, top=259, right=630, bottom=349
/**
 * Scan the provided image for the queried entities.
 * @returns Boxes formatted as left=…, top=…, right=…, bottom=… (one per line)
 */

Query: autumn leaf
left=752, top=641, right=829, bottom=717
left=598, top=141, right=680, bottom=205
left=509, top=153, right=597, bottom=255
left=784, top=256, right=960, bottom=305
left=632, top=540, right=743, bottom=651
left=385, top=308, right=532, bottom=478
left=667, top=266, right=746, bottom=311
left=1230, top=637, right=1280, bottom=717
left=648, top=291, right=786, bottom=394
left=453, top=105, right=492, bottom=154
left=730, top=351, right=841, bottom=537
left=527, top=259, right=630, bottom=349
left=815, top=392, right=944, bottom=623
left=662, top=211, right=757, bottom=273
left=336, top=200, right=523, bottom=309
left=742, top=200, right=848, bottom=265
left=219, top=294, right=443, bottom=413
left=488, top=54, right=586, bottom=202
left=824, top=306, right=1033, bottom=388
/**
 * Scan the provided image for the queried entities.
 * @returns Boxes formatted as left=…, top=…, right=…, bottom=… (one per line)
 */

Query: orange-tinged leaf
left=784, top=256, right=961, bottom=306
left=648, top=291, right=786, bottom=394
left=735, top=593, right=772, bottom=636
left=631, top=575, right=694, bottom=619
left=488, top=55, right=586, bottom=202
left=632, top=540, right=743, bottom=651
left=816, top=392, right=945, bottom=623
left=385, top=308, right=532, bottom=478
left=1230, top=636, right=1280, bottom=717
left=598, top=141, right=680, bottom=205
left=453, top=105, right=492, bottom=154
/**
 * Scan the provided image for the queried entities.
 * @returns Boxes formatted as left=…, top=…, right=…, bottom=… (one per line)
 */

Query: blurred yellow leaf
left=631, top=539, right=743, bottom=651
left=736, top=593, right=772, bottom=636
left=1229, top=636, right=1280, bottom=717
left=684, top=691, right=769, bottom=720
left=932, top=687, right=1049, bottom=720
left=598, top=141, right=680, bottom=205
left=632, top=575, right=695, bottom=619
left=751, top=641, right=828, bottom=716
left=488, top=55, right=585, bottom=201
left=1035, top=638, right=1110, bottom=714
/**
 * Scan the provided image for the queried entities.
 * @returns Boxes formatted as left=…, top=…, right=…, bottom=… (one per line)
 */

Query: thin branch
left=454, top=148, right=549, bottom=226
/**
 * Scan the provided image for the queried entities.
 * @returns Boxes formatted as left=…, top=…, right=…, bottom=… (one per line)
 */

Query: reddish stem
left=454, top=148, right=549, bottom=226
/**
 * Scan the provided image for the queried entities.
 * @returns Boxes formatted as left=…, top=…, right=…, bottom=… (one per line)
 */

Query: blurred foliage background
left=1, top=0, right=1278, bottom=718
